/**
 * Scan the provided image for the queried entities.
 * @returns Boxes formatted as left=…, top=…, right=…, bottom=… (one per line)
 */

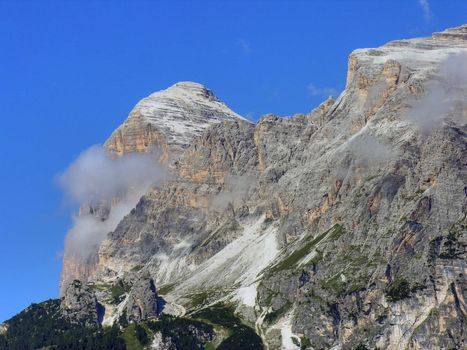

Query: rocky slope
left=2, top=25, right=466, bottom=350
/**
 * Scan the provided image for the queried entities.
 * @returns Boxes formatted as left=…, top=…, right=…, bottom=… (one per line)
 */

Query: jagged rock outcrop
left=55, top=25, right=466, bottom=349
left=125, top=274, right=158, bottom=322
left=61, top=280, right=103, bottom=326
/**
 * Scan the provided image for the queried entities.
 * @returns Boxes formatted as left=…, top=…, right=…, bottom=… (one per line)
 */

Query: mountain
left=2, top=25, right=466, bottom=350
left=60, top=81, right=247, bottom=292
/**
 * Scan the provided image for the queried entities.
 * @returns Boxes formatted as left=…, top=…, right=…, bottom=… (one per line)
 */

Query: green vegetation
left=1, top=296, right=263, bottom=350
left=185, top=289, right=235, bottom=310
left=205, top=342, right=217, bottom=350
left=90, top=280, right=136, bottom=306
left=200, top=220, right=241, bottom=248
left=121, top=324, right=144, bottom=350
left=300, top=336, right=312, bottom=349
left=428, top=308, right=440, bottom=318
left=186, top=290, right=219, bottom=309
left=291, top=336, right=301, bottom=347
left=270, top=224, right=345, bottom=273
left=0, top=299, right=125, bottom=350
left=354, top=344, right=369, bottom=350
left=364, top=174, right=380, bottom=182
left=131, top=265, right=144, bottom=272
left=317, top=241, right=383, bottom=297
left=191, top=304, right=242, bottom=328
left=157, top=283, right=176, bottom=295
left=264, top=302, right=292, bottom=325
left=119, top=310, right=129, bottom=328
left=134, top=323, right=150, bottom=346
left=415, top=188, right=426, bottom=195
left=146, top=315, right=214, bottom=350
left=439, top=218, right=466, bottom=259
left=385, top=278, right=411, bottom=302
left=89, top=282, right=112, bottom=292
left=110, top=279, right=131, bottom=304
left=191, top=304, right=263, bottom=350
left=322, top=273, right=346, bottom=294
left=259, top=290, right=274, bottom=306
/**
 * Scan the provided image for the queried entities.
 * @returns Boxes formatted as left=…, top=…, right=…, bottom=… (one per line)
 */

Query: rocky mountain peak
left=158, top=81, right=220, bottom=102
left=105, top=81, right=246, bottom=158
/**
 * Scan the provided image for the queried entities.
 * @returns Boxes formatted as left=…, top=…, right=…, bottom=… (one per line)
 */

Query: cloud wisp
left=406, top=52, right=467, bottom=134
left=418, top=0, right=432, bottom=21
left=307, top=83, right=337, bottom=98
left=210, top=174, right=257, bottom=212
left=333, top=134, right=395, bottom=182
left=58, top=145, right=168, bottom=257
left=348, top=134, right=394, bottom=165
left=237, top=38, right=252, bottom=54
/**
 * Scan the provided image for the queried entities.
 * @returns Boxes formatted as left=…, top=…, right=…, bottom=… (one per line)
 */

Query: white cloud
left=210, top=174, right=257, bottom=212
left=307, top=83, right=337, bottom=98
left=57, top=145, right=168, bottom=257
left=406, top=52, right=467, bottom=134
left=348, top=135, right=393, bottom=165
left=418, top=0, right=432, bottom=21
left=237, top=38, right=252, bottom=54
left=245, top=111, right=256, bottom=121
left=58, top=145, right=166, bottom=204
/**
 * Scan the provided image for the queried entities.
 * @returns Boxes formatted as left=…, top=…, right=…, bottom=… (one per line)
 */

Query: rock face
left=125, top=274, right=158, bottom=322
left=58, top=25, right=466, bottom=349
left=60, top=82, right=246, bottom=293
left=61, top=280, right=103, bottom=326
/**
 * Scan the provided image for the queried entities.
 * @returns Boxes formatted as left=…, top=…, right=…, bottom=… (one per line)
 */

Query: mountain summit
left=105, top=81, right=246, bottom=158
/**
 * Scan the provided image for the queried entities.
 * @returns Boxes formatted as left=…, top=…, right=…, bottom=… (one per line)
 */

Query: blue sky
left=0, top=0, right=465, bottom=322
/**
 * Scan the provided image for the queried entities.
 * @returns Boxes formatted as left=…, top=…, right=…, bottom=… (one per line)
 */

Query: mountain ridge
left=2, top=24, right=466, bottom=350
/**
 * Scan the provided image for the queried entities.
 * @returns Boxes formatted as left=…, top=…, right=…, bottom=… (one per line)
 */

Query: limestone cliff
left=52, top=24, right=467, bottom=349
left=60, top=82, right=246, bottom=293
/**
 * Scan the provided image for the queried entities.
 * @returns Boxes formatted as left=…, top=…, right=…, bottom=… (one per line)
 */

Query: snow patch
left=236, top=284, right=257, bottom=307
left=130, top=81, right=247, bottom=150
left=280, top=317, right=300, bottom=350
left=102, top=294, right=129, bottom=326
left=173, top=239, right=191, bottom=250
left=152, top=253, right=195, bottom=285
left=298, top=250, right=317, bottom=267
left=178, top=216, right=279, bottom=292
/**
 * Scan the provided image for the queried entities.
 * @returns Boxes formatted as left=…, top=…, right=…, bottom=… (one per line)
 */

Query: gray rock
left=125, top=274, right=158, bottom=322
left=60, top=280, right=103, bottom=326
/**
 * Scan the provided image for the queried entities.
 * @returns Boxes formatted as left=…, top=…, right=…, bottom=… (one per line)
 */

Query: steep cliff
left=90, top=25, right=466, bottom=349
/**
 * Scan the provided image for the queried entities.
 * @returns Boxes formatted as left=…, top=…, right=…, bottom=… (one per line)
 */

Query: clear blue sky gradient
left=0, top=0, right=465, bottom=321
